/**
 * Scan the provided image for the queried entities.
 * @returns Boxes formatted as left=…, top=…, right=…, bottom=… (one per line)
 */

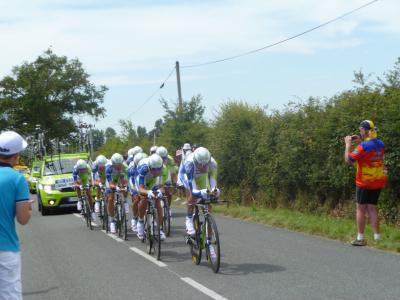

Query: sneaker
left=131, top=219, right=138, bottom=233
left=110, top=222, right=116, bottom=234
left=77, top=201, right=82, bottom=211
left=160, top=230, right=166, bottom=241
left=351, top=239, right=366, bottom=246
left=91, top=212, right=97, bottom=222
left=137, top=221, right=144, bottom=239
left=185, top=217, right=195, bottom=236
left=124, top=201, right=130, bottom=214
left=208, top=245, right=217, bottom=262
left=94, top=201, right=100, bottom=213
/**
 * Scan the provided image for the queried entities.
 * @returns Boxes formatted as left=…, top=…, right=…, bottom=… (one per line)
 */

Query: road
left=18, top=197, right=400, bottom=300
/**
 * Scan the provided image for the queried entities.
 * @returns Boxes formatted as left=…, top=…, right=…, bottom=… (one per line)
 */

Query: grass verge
left=201, top=202, right=400, bottom=253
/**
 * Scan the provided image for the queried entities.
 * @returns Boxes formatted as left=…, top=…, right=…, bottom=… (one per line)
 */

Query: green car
left=37, top=152, right=92, bottom=215
left=28, top=160, right=42, bottom=193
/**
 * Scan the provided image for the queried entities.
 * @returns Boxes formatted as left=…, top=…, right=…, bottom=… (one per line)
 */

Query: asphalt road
left=18, top=196, right=400, bottom=300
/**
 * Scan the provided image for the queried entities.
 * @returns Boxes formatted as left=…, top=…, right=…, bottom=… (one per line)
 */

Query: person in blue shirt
left=0, top=131, right=32, bottom=300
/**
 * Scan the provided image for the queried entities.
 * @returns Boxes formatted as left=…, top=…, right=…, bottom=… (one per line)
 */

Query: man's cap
left=359, top=120, right=375, bottom=130
left=182, top=143, right=191, bottom=150
left=0, top=131, right=28, bottom=155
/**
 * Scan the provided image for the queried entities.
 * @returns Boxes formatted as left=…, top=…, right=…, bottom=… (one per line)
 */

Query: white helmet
left=111, top=153, right=124, bottom=165
left=76, top=159, right=88, bottom=170
left=156, top=146, right=168, bottom=159
left=150, top=146, right=158, bottom=154
left=148, top=154, right=163, bottom=169
left=133, top=152, right=148, bottom=165
left=182, top=143, right=191, bottom=150
left=95, top=155, right=107, bottom=166
left=0, top=131, right=28, bottom=155
left=128, top=146, right=143, bottom=157
left=193, top=147, right=211, bottom=165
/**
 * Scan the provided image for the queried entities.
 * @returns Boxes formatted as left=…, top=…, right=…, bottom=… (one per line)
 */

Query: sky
left=0, top=0, right=399, bottom=133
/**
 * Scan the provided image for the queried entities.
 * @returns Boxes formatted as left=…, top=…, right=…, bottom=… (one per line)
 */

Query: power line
left=110, top=66, right=176, bottom=129
left=181, top=0, right=379, bottom=68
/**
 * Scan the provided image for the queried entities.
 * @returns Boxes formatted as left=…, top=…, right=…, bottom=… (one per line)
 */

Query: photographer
left=344, top=120, right=387, bottom=246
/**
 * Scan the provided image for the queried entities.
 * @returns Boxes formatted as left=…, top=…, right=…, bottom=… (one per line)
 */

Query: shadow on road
left=218, top=262, right=285, bottom=276
left=23, top=286, right=58, bottom=296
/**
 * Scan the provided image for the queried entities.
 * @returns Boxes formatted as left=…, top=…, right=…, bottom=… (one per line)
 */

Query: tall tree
left=0, top=48, right=107, bottom=143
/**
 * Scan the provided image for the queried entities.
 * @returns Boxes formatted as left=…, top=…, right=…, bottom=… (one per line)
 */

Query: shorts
left=0, top=251, right=22, bottom=300
left=356, top=187, right=381, bottom=205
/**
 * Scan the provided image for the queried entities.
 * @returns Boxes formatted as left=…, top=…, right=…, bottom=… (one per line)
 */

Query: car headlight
left=43, top=185, right=54, bottom=193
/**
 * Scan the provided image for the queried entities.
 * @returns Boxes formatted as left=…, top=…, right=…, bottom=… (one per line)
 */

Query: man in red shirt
left=344, top=120, right=387, bottom=246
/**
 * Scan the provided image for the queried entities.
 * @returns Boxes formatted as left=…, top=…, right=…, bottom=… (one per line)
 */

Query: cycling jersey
left=161, top=155, right=176, bottom=185
left=105, top=162, right=128, bottom=184
left=73, top=165, right=91, bottom=185
left=181, top=153, right=218, bottom=198
left=177, top=149, right=193, bottom=188
left=92, top=161, right=107, bottom=183
left=348, top=138, right=387, bottom=189
left=136, top=158, right=162, bottom=191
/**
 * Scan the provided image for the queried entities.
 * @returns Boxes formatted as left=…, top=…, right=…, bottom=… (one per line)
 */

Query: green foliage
left=0, top=48, right=107, bottom=143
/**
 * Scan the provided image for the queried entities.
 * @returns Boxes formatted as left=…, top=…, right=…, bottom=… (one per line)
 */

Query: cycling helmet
left=133, top=152, right=148, bottom=165
left=76, top=159, right=88, bottom=170
left=150, top=146, right=158, bottom=154
left=193, top=147, right=211, bottom=165
left=148, top=154, right=163, bottom=169
left=128, top=146, right=143, bottom=157
left=182, top=143, right=191, bottom=150
left=95, top=155, right=107, bottom=166
left=156, top=146, right=168, bottom=159
left=111, top=153, right=124, bottom=165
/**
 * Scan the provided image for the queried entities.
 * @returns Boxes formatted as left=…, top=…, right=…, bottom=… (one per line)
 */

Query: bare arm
left=344, top=136, right=355, bottom=164
left=16, top=200, right=34, bottom=225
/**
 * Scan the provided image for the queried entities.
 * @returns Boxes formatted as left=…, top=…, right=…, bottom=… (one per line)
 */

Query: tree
left=105, top=127, right=117, bottom=142
left=91, top=129, right=105, bottom=151
left=0, top=48, right=107, bottom=143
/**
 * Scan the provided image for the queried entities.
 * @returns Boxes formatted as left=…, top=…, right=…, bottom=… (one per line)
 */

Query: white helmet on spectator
left=95, top=155, right=107, bottom=166
left=111, top=153, right=124, bottom=165
left=156, top=146, right=168, bottom=159
left=193, top=147, right=211, bottom=165
left=133, top=152, right=148, bottom=165
left=76, top=159, right=88, bottom=170
left=182, top=143, right=191, bottom=150
left=148, top=154, right=163, bottom=169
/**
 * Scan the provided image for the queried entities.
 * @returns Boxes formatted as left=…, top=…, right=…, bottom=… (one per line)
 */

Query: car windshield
left=44, top=158, right=80, bottom=176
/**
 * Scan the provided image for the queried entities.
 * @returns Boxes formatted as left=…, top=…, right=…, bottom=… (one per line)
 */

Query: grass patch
left=209, top=203, right=400, bottom=253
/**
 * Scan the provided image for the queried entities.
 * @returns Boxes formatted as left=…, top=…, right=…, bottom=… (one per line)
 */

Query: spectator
left=344, top=120, right=387, bottom=246
left=0, top=131, right=32, bottom=300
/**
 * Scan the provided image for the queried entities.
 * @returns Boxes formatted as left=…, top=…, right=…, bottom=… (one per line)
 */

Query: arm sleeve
left=349, top=144, right=364, bottom=162
left=106, top=166, right=112, bottom=182
left=15, top=176, right=30, bottom=202
left=72, top=168, right=78, bottom=182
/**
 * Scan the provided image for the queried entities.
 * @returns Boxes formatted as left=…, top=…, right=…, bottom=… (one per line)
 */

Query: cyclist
left=181, top=147, right=219, bottom=233
left=105, top=153, right=129, bottom=234
left=126, top=146, right=143, bottom=166
left=92, top=155, right=108, bottom=213
left=156, top=146, right=177, bottom=216
left=73, top=159, right=96, bottom=221
left=177, top=143, right=192, bottom=191
left=136, top=154, right=166, bottom=240
left=128, top=152, right=148, bottom=232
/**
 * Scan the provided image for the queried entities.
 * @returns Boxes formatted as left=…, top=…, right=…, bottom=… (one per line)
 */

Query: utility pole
left=176, top=61, right=183, bottom=111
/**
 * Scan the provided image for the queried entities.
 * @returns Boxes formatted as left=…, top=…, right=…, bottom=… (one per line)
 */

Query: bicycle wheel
left=163, top=199, right=171, bottom=237
left=206, top=214, right=220, bottom=273
left=121, top=203, right=128, bottom=240
left=103, top=198, right=109, bottom=232
left=145, top=212, right=153, bottom=254
left=191, top=213, right=202, bottom=265
left=86, top=198, right=93, bottom=230
left=153, top=208, right=161, bottom=260
left=116, top=202, right=122, bottom=237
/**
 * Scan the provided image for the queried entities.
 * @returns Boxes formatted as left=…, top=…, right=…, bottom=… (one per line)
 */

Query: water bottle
left=124, top=201, right=130, bottom=214
left=94, top=201, right=100, bottom=213
left=77, top=200, right=82, bottom=211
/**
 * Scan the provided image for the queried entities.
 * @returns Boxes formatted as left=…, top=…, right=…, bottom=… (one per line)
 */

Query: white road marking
left=107, top=233, right=124, bottom=242
left=129, top=247, right=167, bottom=267
left=73, top=213, right=82, bottom=218
left=181, top=277, right=228, bottom=300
